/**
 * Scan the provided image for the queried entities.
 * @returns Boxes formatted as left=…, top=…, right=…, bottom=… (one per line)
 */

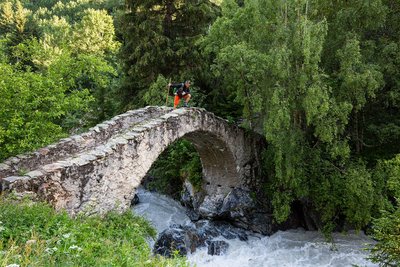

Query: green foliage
left=368, top=155, right=400, bottom=266
left=202, top=0, right=389, bottom=232
left=148, top=140, right=203, bottom=198
left=336, top=37, right=383, bottom=111
left=48, top=53, right=119, bottom=124
left=0, top=195, right=189, bottom=266
left=359, top=0, right=400, bottom=161
left=24, top=0, right=124, bottom=21
left=372, top=154, right=400, bottom=214
left=181, top=151, right=203, bottom=192
left=341, top=162, right=374, bottom=228
left=0, top=0, right=122, bottom=160
left=143, top=75, right=170, bottom=106
left=72, top=8, right=120, bottom=55
left=118, top=0, right=219, bottom=109
left=1, top=2, right=400, bottom=267
left=0, top=1, right=30, bottom=36
left=369, top=206, right=400, bottom=267
left=0, top=63, right=93, bottom=160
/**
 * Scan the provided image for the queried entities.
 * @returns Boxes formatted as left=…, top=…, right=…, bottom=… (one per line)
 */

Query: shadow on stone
left=130, top=194, right=139, bottom=206
left=207, top=240, right=229, bottom=256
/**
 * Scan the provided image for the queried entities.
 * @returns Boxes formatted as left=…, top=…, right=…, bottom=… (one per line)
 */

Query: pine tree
left=118, top=0, right=219, bottom=109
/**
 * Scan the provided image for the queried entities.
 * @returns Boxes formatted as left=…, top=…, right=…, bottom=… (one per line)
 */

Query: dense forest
left=0, top=0, right=399, bottom=265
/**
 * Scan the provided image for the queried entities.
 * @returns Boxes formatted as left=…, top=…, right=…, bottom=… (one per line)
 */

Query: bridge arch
left=0, top=107, right=263, bottom=216
left=183, top=131, right=239, bottom=194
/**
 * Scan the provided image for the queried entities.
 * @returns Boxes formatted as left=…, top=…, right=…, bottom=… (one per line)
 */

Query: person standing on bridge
left=168, top=80, right=191, bottom=108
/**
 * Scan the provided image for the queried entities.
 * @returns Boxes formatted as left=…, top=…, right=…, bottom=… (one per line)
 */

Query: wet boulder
left=212, top=221, right=248, bottom=241
left=154, top=224, right=210, bottom=257
left=197, top=188, right=259, bottom=224
left=182, top=225, right=208, bottom=251
left=153, top=221, right=247, bottom=257
left=130, top=194, right=139, bottom=206
left=186, top=209, right=200, bottom=221
left=246, top=213, right=274, bottom=235
left=181, top=180, right=204, bottom=210
left=153, top=227, right=190, bottom=257
left=195, top=220, right=248, bottom=241
left=180, top=181, right=193, bottom=207
left=193, top=220, right=221, bottom=242
left=207, top=240, right=229, bottom=256
left=198, top=194, right=225, bottom=218
left=219, top=188, right=255, bottom=219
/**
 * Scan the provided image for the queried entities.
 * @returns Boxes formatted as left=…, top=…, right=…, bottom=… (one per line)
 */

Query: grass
left=0, top=193, right=189, bottom=267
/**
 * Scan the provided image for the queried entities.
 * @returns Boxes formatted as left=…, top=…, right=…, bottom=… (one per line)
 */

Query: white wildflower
left=6, top=264, right=20, bottom=267
left=69, top=245, right=82, bottom=251
left=44, top=247, right=58, bottom=254
left=0, top=226, right=5, bottom=232
left=26, top=240, right=36, bottom=245
left=62, top=233, right=71, bottom=239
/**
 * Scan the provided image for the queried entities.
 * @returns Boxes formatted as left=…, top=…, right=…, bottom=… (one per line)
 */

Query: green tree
left=0, top=0, right=33, bottom=67
left=118, top=0, right=219, bottom=109
left=72, top=9, right=120, bottom=55
left=46, top=52, right=119, bottom=125
left=369, top=207, right=400, bottom=267
left=0, top=1, right=28, bottom=35
left=0, top=63, right=93, bottom=160
left=143, top=74, right=169, bottom=106
left=202, top=0, right=384, bottom=231
left=369, top=154, right=400, bottom=266
left=0, top=0, right=122, bottom=160
left=358, top=0, right=400, bottom=161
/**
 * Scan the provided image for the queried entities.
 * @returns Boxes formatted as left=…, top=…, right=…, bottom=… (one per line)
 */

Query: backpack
left=169, top=83, right=184, bottom=96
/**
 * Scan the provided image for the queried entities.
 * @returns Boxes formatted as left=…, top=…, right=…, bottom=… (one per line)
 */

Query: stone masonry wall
left=1, top=107, right=264, bottom=216
left=0, top=106, right=172, bottom=179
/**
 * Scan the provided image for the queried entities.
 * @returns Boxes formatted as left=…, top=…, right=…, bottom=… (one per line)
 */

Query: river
left=132, top=187, right=377, bottom=267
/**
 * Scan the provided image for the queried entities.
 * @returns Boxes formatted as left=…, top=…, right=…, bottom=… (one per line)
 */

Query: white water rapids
left=132, top=187, right=377, bottom=267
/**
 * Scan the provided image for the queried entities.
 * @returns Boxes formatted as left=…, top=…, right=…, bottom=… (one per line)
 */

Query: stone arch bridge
left=0, top=107, right=264, bottom=216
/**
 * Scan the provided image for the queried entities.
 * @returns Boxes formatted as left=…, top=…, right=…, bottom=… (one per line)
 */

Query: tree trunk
left=163, top=0, right=175, bottom=38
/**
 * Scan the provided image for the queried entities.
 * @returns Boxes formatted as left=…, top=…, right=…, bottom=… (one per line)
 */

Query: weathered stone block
left=2, top=176, right=30, bottom=190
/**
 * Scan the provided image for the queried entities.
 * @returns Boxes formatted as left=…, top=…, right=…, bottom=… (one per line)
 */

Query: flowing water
left=132, top=187, right=377, bottom=267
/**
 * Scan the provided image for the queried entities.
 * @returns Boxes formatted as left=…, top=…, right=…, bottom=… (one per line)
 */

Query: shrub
left=0, top=194, right=189, bottom=267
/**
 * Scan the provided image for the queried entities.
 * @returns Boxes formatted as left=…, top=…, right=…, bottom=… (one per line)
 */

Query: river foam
left=132, top=187, right=376, bottom=267
left=187, top=229, right=376, bottom=267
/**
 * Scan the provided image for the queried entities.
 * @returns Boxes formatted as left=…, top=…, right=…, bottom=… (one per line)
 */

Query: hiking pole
left=166, top=78, right=171, bottom=106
